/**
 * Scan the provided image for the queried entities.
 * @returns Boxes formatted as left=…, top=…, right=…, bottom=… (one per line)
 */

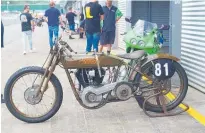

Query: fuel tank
left=60, top=53, right=124, bottom=69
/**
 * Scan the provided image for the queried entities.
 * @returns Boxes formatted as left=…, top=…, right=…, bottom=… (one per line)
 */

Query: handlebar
left=57, top=38, right=77, bottom=54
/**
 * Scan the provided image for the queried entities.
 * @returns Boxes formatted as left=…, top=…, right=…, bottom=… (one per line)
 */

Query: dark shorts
left=69, top=24, right=75, bottom=31
left=100, top=31, right=115, bottom=45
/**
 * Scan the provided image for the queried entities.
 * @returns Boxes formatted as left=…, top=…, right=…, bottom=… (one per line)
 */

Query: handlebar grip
left=66, top=45, right=74, bottom=52
left=66, top=43, right=78, bottom=54
left=120, top=32, right=127, bottom=35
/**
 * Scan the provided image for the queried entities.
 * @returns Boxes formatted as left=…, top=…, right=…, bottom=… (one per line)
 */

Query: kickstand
left=1, top=94, right=5, bottom=104
left=142, top=93, right=189, bottom=117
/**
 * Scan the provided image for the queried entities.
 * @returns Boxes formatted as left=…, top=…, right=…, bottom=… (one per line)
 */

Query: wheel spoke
left=21, top=77, right=28, bottom=88
left=28, top=74, right=33, bottom=84
left=43, top=93, right=55, bottom=100
left=26, top=103, right=29, bottom=116
left=33, top=104, right=42, bottom=117
left=41, top=100, right=49, bottom=112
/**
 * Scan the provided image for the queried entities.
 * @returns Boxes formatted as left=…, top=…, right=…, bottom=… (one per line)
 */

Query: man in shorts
left=100, top=0, right=123, bottom=54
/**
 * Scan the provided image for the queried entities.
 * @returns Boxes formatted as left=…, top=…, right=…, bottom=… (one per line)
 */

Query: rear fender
left=143, top=53, right=180, bottom=66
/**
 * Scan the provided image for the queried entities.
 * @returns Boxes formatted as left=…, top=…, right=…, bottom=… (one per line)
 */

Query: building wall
left=117, top=0, right=131, bottom=49
left=180, top=1, right=205, bottom=93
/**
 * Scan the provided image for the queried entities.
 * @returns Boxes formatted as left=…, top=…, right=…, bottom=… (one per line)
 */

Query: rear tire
left=4, top=66, right=63, bottom=123
left=134, top=60, right=188, bottom=113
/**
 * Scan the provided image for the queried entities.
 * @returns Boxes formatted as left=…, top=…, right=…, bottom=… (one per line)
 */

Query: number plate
left=153, top=59, right=176, bottom=80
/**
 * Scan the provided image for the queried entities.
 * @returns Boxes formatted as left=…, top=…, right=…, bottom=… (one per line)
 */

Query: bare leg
left=107, top=44, right=112, bottom=54
left=107, top=44, right=111, bottom=52
left=99, top=45, right=104, bottom=53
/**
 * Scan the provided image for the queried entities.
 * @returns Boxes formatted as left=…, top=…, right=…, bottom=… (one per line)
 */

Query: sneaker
left=69, top=36, right=74, bottom=39
left=29, top=48, right=36, bottom=53
left=23, top=51, right=26, bottom=55
left=1, top=94, right=5, bottom=104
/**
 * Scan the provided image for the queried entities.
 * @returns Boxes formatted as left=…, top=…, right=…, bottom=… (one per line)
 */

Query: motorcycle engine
left=75, top=68, right=106, bottom=89
left=75, top=69, right=134, bottom=107
left=75, top=68, right=107, bottom=107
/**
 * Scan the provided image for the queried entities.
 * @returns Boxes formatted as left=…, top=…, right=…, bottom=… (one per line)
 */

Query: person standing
left=99, top=0, right=123, bottom=54
left=1, top=21, right=4, bottom=103
left=84, top=0, right=104, bottom=53
left=20, top=5, right=35, bottom=55
left=79, top=10, right=85, bottom=39
left=1, top=20, right=4, bottom=48
left=44, top=1, right=62, bottom=48
left=66, top=7, right=77, bottom=39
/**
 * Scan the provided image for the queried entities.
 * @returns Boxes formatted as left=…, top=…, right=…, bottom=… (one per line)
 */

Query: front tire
left=4, top=66, right=63, bottom=123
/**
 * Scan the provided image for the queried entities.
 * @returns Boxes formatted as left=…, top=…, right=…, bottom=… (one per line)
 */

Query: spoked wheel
left=4, top=66, right=63, bottom=123
left=134, top=60, right=188, bottom=113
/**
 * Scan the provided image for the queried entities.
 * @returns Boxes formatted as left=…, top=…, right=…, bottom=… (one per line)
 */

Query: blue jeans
left=69, top=24, right=75, bottom=31
left=22, top=30, right=32, bottom=51
left=86, top=32, right=100, bottom=52
left=48, top=26, right=59, bottom=48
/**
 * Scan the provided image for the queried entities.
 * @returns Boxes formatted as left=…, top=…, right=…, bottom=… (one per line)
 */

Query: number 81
left=155, top=63, right=169, bottom=76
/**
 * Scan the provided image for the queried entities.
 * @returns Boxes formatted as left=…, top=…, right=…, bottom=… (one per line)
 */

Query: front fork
left=35, top=52, right=59, bottom=96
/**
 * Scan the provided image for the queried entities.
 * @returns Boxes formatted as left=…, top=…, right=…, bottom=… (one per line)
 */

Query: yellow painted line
left=111, top=50, right=205, bottom=126
left=166, top=92, right=205, bottom=126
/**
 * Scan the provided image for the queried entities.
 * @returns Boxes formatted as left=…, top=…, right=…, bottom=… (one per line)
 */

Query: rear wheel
left=4, top=66, right=63, bottom=123
left=134, top=60, right=188, bottom=113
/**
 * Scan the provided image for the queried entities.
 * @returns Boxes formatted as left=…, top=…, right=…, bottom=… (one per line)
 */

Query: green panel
left=1, top=4, right=61, bottom=11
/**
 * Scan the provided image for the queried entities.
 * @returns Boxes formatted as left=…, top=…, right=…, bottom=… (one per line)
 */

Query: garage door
left=150, top=1, right=170, bottom=46
left=132, top=1, right=149, bottom=24
left=181, top=1, right=205, bottom=93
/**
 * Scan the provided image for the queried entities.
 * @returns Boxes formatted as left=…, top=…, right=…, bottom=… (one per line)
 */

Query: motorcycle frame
left=34, top=46, right=152, bottom=101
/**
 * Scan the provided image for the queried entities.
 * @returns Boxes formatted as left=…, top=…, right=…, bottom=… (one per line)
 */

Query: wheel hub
left=153, top=80, right=170, bottom=94
left=24, top=85, right=42, bottom=105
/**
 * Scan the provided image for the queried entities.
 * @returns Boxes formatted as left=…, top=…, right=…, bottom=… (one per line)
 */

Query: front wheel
left=134, top=60, right=188, bottom=113
left=4, top=66, right=63, bottom=123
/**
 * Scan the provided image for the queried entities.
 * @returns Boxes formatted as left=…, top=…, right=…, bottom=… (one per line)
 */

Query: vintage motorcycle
left=33, top=17, right=44, bottom=27
left=4, top=26, right=188, bottom=123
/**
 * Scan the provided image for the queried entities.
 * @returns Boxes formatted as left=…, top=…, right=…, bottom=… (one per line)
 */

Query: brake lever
left=120, top=32, right=127, bottom=35
left=66, top=44, right=76, bottom=53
